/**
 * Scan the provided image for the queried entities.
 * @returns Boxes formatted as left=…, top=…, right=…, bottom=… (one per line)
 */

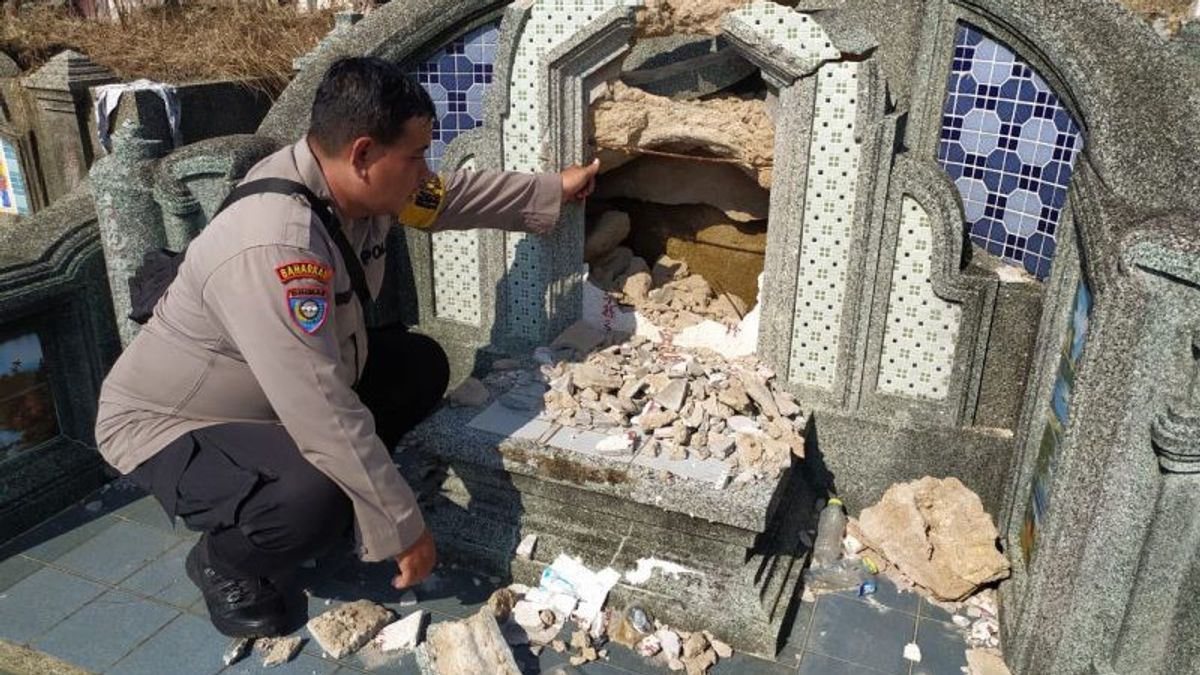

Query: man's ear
left=348, top=136, right=375, bottom=179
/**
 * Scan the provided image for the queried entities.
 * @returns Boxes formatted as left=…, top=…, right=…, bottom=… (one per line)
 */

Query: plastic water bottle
left=812, top=497, right=847, bottom=566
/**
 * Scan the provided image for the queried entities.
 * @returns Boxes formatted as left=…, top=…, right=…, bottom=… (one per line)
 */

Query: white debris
left=374, top=610, right=427, bottom=653
left=623, top=558, right=701, bottom=585
left=596, top=434, right=635, bottom=455
left=399, top=590, right=418, bottom=607
left=904, top=643, right=923, bottom=662
left=539, top=554, right=620, bottom=628
left=672, top=307, right=759, bottom=359
left=953, top=615, right=972, bottom=628
left=516, top=534, right=538, bottom=560
left=656, top=629, right=682, bottom=660
left=223, top=637, right=253, bottom=666
left=727, top=416, right=763, bottom=436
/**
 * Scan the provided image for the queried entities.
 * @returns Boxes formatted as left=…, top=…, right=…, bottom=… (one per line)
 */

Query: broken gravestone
left=856, top=477, right=1011, bottom=601
left=416, top=607, right=521, bottom=675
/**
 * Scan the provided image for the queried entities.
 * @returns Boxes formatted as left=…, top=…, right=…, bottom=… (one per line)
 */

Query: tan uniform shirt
left=95, top=139, right=561, bottom=561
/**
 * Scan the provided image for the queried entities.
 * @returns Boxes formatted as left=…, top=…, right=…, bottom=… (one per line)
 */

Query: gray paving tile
left=0, top=566, right=107, bottom=644
left=799, top=650, right=884, bottom=674
left=546, top=426, right=636, bottom=462
left=53, top=520, right=181, bottom=585
left=779, top=597, right=817, bottom=665
left=806, top=594, right=916, bottom=675
left=630, top=447, right=730, bottom=487
left=222, top=652, right=338, bottom=675
left=467, top=402, right=556, bottom=442
left=106, top=612, right=228, bottom=675
left=31, top=588, right=178, bottom=672
left=710, top=652, right=796, bottom=674
left=0, top=554, right=42, bottom=594
left=16, top=511, right=120, bottom=563
left=834, top=577, right=921, bottom=616
left=911, top=618, right=969, bottom=675
left=119, top=540, right=201, bottom=608
left=918, top=598, right=958, bottom=625
left=113, top=496, right=179, bottom=534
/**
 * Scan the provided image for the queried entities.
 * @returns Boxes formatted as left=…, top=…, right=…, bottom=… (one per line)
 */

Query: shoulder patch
left=276, top=260, right=333, bottom=285
left=287, top=287, right=329, bottom=335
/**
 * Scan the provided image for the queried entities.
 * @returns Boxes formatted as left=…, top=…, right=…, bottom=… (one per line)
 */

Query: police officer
left=94, top=57, right=600, bottom=638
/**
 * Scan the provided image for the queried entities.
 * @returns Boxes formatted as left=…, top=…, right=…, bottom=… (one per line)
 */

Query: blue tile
left=106, top=612, right=227, bottom=675
left=0, top=566, right=106, bottom=644
left=31, top=588, right=178, bottom=672
left=833, top=577, right=920, bottom=616
left=911, top=618, right=970, bottom=675
left=113, top=495, right=179, bottom=533
left=0, top=553, right=41, bottom=593
left=799, top=650, right=885, bottom=674
left=806, top=594, right=915, bottom=675
left=12, top=509, right=120, bottom=563
left=938, top=22, right=1083, bottom=280
left=119, top=540, right=201, bottom=608
left=223, top=652, right=338, bottom=675
left=53, top=520, right=181, bottom=585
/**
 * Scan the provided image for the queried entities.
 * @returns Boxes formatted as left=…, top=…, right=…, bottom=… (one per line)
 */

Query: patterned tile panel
left=413, top=22, right=500, bottom=173
left=787, top=60, right=862, bottom=389
left=725, top=1, right=841, bottom=72
left=501, top=0, right=625, bottom=340
left=877, top=197, right=962, bottom=400
left=432, top=158, right=483, bottom=325
left=938, top=24, right=1084, bottom=280
left=0, top=136, right=30, bottom=216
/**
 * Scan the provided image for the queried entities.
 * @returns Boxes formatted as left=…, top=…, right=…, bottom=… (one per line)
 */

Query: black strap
left=215, top=178, right=372, bottom=313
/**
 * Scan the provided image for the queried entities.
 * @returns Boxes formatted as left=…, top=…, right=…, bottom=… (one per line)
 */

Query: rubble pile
left=538, top=334, right=806, bottom=482
left=589, top=248, right=749, bottom=330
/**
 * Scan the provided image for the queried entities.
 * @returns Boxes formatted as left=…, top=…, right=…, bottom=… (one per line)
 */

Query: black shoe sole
left=185, top=540, right=288, bottom=639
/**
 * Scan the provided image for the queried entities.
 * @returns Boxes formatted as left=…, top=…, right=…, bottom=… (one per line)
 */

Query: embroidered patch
left=287, top=287, right=329, bottom=335
left=276, top=260, right=333, bottom=285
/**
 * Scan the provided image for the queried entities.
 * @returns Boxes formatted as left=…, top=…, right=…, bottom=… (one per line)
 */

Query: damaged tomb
left=66, top=0, right=1200, bottom=672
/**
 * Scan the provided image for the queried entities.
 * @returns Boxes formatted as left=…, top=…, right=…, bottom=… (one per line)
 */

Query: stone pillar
left=23, top=50, right=118, bottom=203
left=90, top=122, right=167, bottom=347
left=1110, top=335, right=1200, bottom=674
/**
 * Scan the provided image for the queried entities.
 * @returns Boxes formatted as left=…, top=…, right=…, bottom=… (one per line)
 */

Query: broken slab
left=415, top=608, right=521, bottom=675
left=306, top=600, right=394, bottom=659
left=375, top=610, right=428, bottom=653
left=256, top=636, right=303, bottom=668
left=857, top=477, right=1011, bottom=602
left=621, top=34, right=758, bottom=99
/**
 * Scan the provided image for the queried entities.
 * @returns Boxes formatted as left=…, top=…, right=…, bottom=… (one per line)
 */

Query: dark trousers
left=128, top=326, right=450, bottom=578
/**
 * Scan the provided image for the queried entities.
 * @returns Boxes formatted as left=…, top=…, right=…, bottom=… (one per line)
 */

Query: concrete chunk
left=307, top=600, right=394, bottom=659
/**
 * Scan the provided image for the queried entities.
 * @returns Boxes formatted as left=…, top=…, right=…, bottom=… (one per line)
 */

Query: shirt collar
left=292, top=137, right=335, bottom=205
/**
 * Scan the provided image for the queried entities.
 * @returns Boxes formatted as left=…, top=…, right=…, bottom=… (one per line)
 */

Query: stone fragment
left=570, top=630, right=591, bottom=650
left=539, top=609, right=556, bottom=628
left=257, top=636, right=303, bottom=668
left=553, top=320, right=609, bottom=356
left=651, top=255, right=689, bottom=287
left=639, top=410, right=678, bottom=432
left=597, top=434, right=635, bottom=456
left=739, top=372, right=780, bottom=418
left=223, top=637, right=253, bottom=666
left=683, top=647, right=718, bottom=675
left=573, top=365, right=623, bottom=392
left=773, top=390, right=801, bottom=418
left=586, top=210, right=632, bottom=263
left=655, top=379, right=689, bottom=411
left=735, top=434, right=764, bottom=465
left=591, top=246, right=634, bottom=289
left=487, top=588, right=516, bottom=624
left=635, top=0, right=751, bottom=36
left=717, top=383, right=751, bottom=412
left=857, top=478, right=1011, bottom=602
left=422, top=608, right=521, bottom=674
left=623, top=271, right=653, bottom=301
left=710, top=639, right=732, bottom=658
left=449, top=378, right=489, bottom=407
left=966, top=648, right=1012, bottom=675
left=903, top=642, right=922, bottom=662
left=638, top=635, right=662, bottom=657
left=727, top=416, right=762, bottom=436
left=618, top=377, right=647, bottom=401
left=708, top=433, right=735, bottom=459
left=516, top=534, right=538, bottom=560
left=619, top=34, right=758, bottom=101
left=552, top=640, right=567, bottom=653
left=668, top=657, right=686, bottom=671
left=374, top=610, right=427, bottom=653
left=657, top=629, right=682, bottom=660
left=682, top=631, right=709, bottom=658
left=307, top=600, right=394, bottom=659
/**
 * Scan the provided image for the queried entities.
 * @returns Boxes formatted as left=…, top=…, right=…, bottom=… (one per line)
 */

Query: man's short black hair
left=309, top=56, right=436, bottom=153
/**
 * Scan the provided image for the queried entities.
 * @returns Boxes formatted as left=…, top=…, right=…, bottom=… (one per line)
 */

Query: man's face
left=358, top=115, right=435, bottom=215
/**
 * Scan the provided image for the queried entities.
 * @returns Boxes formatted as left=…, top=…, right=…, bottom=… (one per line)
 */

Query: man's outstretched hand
left=561, top=158, right=601, bottom=202
left=392, top=528, right=437, bottom=589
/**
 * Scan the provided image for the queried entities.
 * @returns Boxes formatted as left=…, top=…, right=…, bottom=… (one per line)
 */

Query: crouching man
left=94, top=56, right=599, bottom=637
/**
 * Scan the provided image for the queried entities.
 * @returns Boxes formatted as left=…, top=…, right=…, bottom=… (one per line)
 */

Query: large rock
left=622, top=34, right=757, bottom=99
left=595, top=156, right=769, bottom=222
left=636, top=0, right=758, bottom=37
left=307, top=600, right=394, bottom=659
left=592, top=82, right=774, bottom=188
left=857, top=477, right=1010, bottom=602
left=585, top=210, right=632, bottom=263
left=418, top=608, right=521, bottom=675
left=622, top=201, right=765, bottom=308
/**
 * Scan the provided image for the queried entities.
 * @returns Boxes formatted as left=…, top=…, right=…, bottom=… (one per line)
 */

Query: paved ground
left=0, top=480, right=972, bottom=675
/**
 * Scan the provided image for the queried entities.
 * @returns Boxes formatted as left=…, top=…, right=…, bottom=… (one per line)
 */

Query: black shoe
left=185, top=537, right=288, bottom=638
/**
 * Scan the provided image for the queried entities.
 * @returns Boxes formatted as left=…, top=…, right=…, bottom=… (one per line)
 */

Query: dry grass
left=0, top=2, right=334, bottom=91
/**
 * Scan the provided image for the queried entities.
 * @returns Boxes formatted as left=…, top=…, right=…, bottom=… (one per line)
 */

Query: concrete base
left=398, top=403, right=816, bottom=658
